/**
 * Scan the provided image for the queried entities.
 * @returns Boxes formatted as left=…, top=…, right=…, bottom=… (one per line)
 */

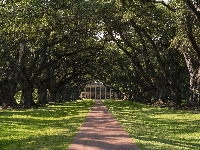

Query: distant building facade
left=80, top=81, right=117, bottom=99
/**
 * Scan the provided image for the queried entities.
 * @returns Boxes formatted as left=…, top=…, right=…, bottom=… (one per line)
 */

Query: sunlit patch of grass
left=103, top=100, right=200, bottom=150
left=0, top=100, right=94, bottom=150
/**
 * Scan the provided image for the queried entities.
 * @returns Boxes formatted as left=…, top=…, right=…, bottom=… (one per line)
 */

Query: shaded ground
left=68, top=100, right=140, bottom=150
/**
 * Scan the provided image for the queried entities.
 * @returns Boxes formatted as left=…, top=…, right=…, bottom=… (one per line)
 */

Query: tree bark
left=182, top=46, right=200, bottom=106
left=0, top=79, right=18, bottom=108
left=18, top=43, right=36, bottom=107
left=49, top=89, right=57, bottom=102
left=185, top=0, right=200, bottom=22
left=20, top=84, right=35, bottom=107
left=37, top=82, right=48, bottom=105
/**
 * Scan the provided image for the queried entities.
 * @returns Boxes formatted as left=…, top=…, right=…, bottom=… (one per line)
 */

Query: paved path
left=68, top=100, right=140, bottom=150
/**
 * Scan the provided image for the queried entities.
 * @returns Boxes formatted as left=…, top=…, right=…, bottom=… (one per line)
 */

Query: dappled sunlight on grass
left=103, top=100, right=200, bottom=150
left=0, top=100, right=94, bottom=150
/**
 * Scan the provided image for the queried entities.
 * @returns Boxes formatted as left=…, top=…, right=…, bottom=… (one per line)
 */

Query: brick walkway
left=68, top=100, right=140, bottom=150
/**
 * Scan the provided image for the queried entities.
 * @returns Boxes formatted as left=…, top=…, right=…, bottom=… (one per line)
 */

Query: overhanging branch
left=141, top=0, right=176, bottom=12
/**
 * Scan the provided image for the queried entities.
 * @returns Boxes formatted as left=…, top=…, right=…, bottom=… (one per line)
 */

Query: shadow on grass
left=103, top=100, right=200, bottom=150
left=0, top=100, right=94, bottom=150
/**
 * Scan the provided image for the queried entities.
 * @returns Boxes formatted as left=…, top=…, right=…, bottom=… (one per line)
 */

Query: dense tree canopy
left=0, top=0, right=199, bottom=108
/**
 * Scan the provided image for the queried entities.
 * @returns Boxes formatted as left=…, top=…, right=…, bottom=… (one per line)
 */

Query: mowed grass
left=103, top=100, right=200, bottom=150
left=0, top=100, right=94, bottom=150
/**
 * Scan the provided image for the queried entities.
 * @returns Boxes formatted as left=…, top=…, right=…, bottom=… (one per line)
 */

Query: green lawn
left=0, top=100, right=94, bottom=150
left=103, top=100, right=200, bottom=150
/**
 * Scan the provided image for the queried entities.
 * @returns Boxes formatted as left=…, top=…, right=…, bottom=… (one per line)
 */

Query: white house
left=80, top=81, right=117, bottom=100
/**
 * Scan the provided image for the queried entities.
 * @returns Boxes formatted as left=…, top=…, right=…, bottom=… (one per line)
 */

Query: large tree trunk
left=37, top=82, right=48, bottom=105
left=182, top=46, right=200, bottom=106
left=0, top=79, right=18, bottom=108
left=49, top=89, right=57, bottom=102
left=20, top=82, right=36, bottom=107
left=18, top=43, right=35, bottom=107
left=9, top=79, right=19, bottom=107
left=188, top=65, right=200, bottom=106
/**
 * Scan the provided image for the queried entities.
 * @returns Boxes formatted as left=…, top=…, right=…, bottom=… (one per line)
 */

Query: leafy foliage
left=0, top=0, right=199, bottom=108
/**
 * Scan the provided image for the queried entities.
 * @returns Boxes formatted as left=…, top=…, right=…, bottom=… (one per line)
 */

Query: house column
left=95, top=86, right=96, bottom=99
left=110, top=88, right=112, bottom=99
left=105, top=87, right=106, bottom=99
left=100, top=86, right=101, bottom=100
